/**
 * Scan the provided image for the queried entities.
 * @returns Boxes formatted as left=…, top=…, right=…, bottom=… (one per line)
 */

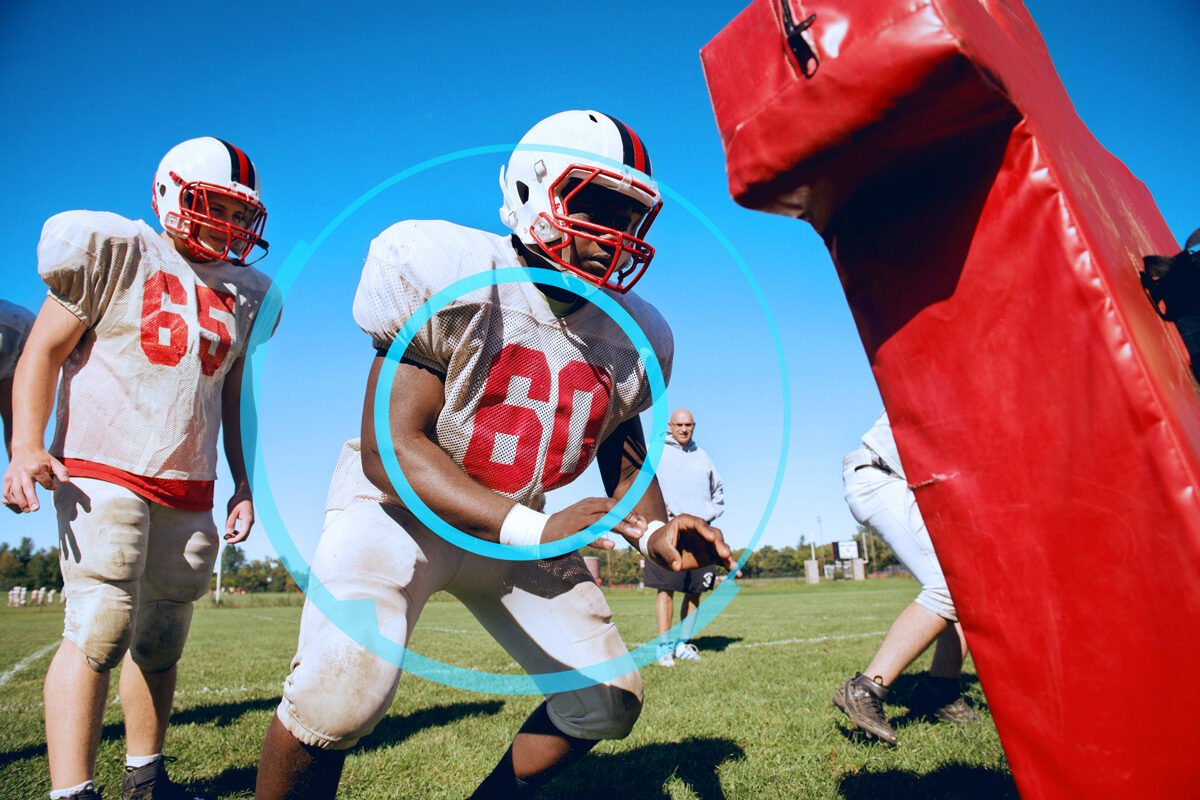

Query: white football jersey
left=330, top=219, right=673, bottom=512
left=0, top=299, right=36, bottom=381
left=38, top=210, right=277, bottom=482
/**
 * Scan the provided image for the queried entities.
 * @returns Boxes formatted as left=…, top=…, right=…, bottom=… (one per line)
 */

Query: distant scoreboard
left=831, top=540, right=859, bottom=561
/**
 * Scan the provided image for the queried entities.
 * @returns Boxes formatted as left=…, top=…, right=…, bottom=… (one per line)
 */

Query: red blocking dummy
left=702, top=1, right=1199, bottom=796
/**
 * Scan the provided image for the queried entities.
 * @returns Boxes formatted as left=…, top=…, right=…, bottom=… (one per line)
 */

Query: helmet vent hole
left=588, top=114, right=597, bottom=122
left=158, top=184, right=166, bottom=197
left=516, top=181, right=529, bottom=204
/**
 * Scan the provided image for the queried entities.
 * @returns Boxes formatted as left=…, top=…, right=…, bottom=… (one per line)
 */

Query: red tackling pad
left=702, top=1, right=1200, bottom=796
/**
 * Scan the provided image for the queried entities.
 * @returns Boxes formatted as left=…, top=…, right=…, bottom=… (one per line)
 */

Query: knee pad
left=277, top=622, right=404, bottom=750
left=915, top=586, right=958, bottom=623
left=128, top=599, right=195, bottom=672
left=64, top=581, right=137, bottom=672
left=547, top=674, right=644, bottom=741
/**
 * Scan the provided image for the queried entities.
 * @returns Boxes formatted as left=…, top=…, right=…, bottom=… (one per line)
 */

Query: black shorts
left=644, top=562, right=717, bottom=594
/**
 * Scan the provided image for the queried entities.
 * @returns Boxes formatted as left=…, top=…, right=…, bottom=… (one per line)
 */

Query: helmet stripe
left=600, top=113, right=651, bottom=176
left=216, top=138, right=256, bottom=189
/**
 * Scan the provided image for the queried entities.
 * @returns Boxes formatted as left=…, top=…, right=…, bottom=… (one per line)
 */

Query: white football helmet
left=151, top=137, right=268, bottom=265
left=499, top=110, right=662, bottom=294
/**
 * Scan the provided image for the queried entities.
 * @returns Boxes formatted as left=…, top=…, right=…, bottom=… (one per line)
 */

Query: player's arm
left=1, top=375, right=13, bottom=459
left=2, top=298, right=86, bottom=513
left=220, top=354, right=254, bottom=542
left=596, top=417, right=738, bottom=572
left=596, top=416, right=669, bottom=525
left=360, top=354, right=645, bottom=546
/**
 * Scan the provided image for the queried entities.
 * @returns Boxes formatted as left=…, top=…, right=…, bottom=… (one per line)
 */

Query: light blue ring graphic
left=373, top=266, right=665, bottom=560
left=240, top=143, right=791, bottom=694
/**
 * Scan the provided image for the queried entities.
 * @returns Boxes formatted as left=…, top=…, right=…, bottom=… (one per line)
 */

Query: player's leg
left=929, top=620, right=967, bottom=679
left=118, top=654, right=177, bottom=757
left=455, top=553, right=642, bottom=796
left=118, top=503, right=218, bottom=795
left=468, top=702, right=600, bottom=800
left=835, top=458, right=959, bottom=742
left=43, top=640, right=110, bottom=794
left=861, top=601, right=950, bottom=686
left=909, top=621, right=979, bottom=724
left=854, top=468, right=958, bottom=685
left=675, top=590, right=703, bottom=661
left=47, top=478, right=150, bottom=792
left=257, top=712, right=346, bottom=800
left=256, top=502, right=454, bottom=800
left=654, top=588, right=675, bottom=665
left=655, top=588, right=674, bottom=636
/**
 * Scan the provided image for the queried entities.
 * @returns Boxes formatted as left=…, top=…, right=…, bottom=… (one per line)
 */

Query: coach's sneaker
left=908, top=673, right=980, bottom=724
left=674, top=642, right=701, bottom=662
left=832, top=672, right=897, bottom=744
left=656, top=640, right=676, bottom=667
left=122, top=756, right=203, bottom=800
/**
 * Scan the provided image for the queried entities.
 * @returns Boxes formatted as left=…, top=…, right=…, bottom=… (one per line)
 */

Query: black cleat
left=121, top=757, right=203, bottom=800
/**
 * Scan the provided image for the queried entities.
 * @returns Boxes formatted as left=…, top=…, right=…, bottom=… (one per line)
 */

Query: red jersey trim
left=63, top=459, right=215, bottom=511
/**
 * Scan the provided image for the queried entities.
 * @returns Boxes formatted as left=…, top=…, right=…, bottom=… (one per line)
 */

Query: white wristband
left=639, top=519, right=665, bottom=560
left=499, top=503, right=549, bottom=547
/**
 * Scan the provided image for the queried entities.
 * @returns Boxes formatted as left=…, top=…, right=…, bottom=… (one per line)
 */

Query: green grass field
left=0, top=577, right=1014, bottom=799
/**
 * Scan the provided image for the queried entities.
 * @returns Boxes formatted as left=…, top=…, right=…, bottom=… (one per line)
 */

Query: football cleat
left=832, top=672, right=897, bottom=745
left=908, top=672, right=980, bottom=724
left=122, top=756, right=204, bottom=800
left=674, top=642, right=701, bottom=661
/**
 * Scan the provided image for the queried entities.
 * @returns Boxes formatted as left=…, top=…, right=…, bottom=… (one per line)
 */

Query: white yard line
left=0, top=642, right=58, bottom=687
left=727, top=631, right=889, bottom=649
left=627, top=630, right=888, bottom=652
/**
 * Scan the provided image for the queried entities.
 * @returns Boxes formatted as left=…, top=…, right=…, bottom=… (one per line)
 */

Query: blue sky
left=1, top=0, right=1197, bottom=564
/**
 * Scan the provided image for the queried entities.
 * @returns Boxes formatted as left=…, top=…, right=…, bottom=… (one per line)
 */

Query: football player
left=2, top=137, right=277, bottom=800
left=0, top=298, right=37, bottom=458
left=254, top=110, right=736, bottom=799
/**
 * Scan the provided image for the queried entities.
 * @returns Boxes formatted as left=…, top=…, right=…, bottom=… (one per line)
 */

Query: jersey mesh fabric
left=326, top=439, right=390, bottom=512
left=0, top=299, right=36, bottom=380
left=342, top=219, right=673, bottom=512
left=37, top=210, right=275, bottom=482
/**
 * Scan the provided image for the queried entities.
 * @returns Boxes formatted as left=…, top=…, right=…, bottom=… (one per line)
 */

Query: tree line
left=215, top=544, right=300, bottom=593
left=732, top=527, right=898, bottom=578
left=1, top=526, right=901, bottom=596
left=580, top=526, right=900, bottom=584
left=0, top=538, right=63, bottom=591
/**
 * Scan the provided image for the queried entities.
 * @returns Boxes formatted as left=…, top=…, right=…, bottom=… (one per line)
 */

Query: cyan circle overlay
left=240, top=143, right=792, bottom=694
left=373, top=265, right=665, bottom=560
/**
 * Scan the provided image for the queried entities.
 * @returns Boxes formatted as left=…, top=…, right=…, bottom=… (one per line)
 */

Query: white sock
left=49, top=781, right=94, bottom=799
left=126, top=753, right=162, bottom=769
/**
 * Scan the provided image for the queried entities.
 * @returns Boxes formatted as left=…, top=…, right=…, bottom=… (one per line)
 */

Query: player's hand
left=644, top=514, right=738, bottom=572
left=544, top=497, right=647, bottom=550
left=225, top=486, right=254, bottom=542
left=3, top=446, right=70, bottom=514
